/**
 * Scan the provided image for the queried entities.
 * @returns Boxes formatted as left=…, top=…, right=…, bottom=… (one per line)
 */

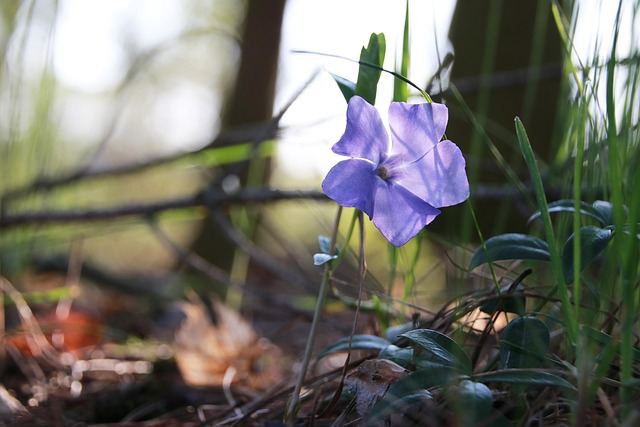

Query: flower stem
left=284, top=206, right=343, bottom=422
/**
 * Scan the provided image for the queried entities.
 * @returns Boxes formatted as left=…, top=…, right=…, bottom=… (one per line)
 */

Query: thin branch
left=149, top=220, right=315, bottom=310
left=450, top=63, right=562, bottom=95
left=1, top=181, right=600, bottom=230
left=149, top=219, right=251, bottom=294
left=207, top=208, right=317, bottom=293
left=2, top=125, right=279, bottom=202
left=0, top=189, right=328, bottom=228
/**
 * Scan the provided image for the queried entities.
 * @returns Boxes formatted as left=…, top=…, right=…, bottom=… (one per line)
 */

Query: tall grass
left=551, top=0, right=640, bottom=418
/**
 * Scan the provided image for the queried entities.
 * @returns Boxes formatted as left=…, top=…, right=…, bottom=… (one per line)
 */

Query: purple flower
left=322, top=96, right=469, bottom=246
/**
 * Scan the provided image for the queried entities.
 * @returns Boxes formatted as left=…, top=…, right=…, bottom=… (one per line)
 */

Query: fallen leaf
left=173, top=298, right=283, bottom=389
left=346, top=358, right=409, bottom=418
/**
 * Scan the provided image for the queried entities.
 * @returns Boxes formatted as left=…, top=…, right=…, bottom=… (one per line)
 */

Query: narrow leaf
left=515, top=117, right=576, bottom=343
left=330, top=73, right=356, bottom=103
left=201, top=140, right=274, bottom=166
left=393, top=1, right=410, bottom=102
left=528, top=199, right=616, bottom=226
left=581, top=326, right=640, bottom=364
left=469, top=233, right=551, bottom=270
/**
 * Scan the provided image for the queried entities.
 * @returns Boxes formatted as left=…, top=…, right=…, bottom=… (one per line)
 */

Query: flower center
left=376, top=165, right=389, bottom=180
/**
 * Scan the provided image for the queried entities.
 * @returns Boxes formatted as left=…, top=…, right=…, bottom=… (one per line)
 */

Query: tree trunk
left=436, top=0, right=563, bottom=236
left=189, top=0, right=286, bottom=285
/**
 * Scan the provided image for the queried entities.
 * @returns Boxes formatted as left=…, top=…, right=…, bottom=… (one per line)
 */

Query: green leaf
left=528, top=199, right=615, bottom=226
left=476, top=369, right=575, bottom=391
left=411, top=358, right=457, bottom=372
left=387, top=364, right=460, bottom=393
left=200, top=140, right=274, bottom=166
left=3, top=286, right=75, bottom=305
left=448, top=380, right=494, bottom=423
left=315, top=235, right=340, bottom=265
left=401, top=329, right=472, bottom=375
left=500, top=317, right=550, bottom=369
left=317, top=235, right=332, bottom=254
left=369, top=387, right=433, bottom=421
left=313, top=253, right=337, bottom=266
left=384, top=321, right=416, bottom=343
left=378, top=345, right=414, bottom=368
left=562, top=226, right=614, bottom=283
left=355, top=33, right=386, bottom=105
left=591, top=200, right=616, bottom=226
left=330, top=73, right=356, bottom=103
left=469, top=233, right=551, bottom=270
left=317, top=335, right=390, bottom=359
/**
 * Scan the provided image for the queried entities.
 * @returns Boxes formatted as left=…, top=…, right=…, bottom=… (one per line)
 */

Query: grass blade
left=514, top=117, right=577, bottom=344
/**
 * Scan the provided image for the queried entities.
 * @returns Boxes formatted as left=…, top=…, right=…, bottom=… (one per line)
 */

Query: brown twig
left=2, top=182, right=593, bottom=230
left=148, top=219, right=316, bottom=309
left=1, top=125, right=278, bottom=202
left=0, top=188, right=328, bottom=228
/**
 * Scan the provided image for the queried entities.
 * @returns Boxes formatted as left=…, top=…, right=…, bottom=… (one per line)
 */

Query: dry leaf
left=346, top=359, right=409, bottom=418
left=0, top=384, right=27, bottom=415
left=173, top=299, right=283, bottom=390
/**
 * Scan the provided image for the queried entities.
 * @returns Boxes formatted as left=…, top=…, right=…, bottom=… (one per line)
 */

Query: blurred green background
left=1, top=0, right=637, bottom=311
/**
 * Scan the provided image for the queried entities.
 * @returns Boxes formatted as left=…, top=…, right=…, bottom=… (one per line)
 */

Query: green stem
left=284, top=206, right=343, bottom=422
left=468, top=200, right=501, bottom=292
left=402, top=230, right=423, bottom=310
left=572, top=103, right=586, bottom=326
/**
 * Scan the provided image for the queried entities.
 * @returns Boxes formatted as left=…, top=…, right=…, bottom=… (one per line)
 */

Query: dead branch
left=0, top=188, right=328, bottom=229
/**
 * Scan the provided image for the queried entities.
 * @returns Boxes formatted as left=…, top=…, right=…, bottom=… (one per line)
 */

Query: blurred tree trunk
left=222, top=1, right=285, bottom=128
left=436, top=0, right=563, bottom=236
left=189, top=0, right=286, bottom=283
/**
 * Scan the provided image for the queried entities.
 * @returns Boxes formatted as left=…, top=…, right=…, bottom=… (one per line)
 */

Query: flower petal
left=332, top=96, right=389, bottom=163
left=322, top=158, right=378, bottom=216
left=396, top=140, right=470, bottom=208
left=371, top=182, right=441, bottom=247
left=388, top=101, right=449, bottom=161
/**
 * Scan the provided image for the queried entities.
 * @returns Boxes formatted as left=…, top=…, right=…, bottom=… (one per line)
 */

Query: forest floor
left=0, top=266, right=391, bottom=427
